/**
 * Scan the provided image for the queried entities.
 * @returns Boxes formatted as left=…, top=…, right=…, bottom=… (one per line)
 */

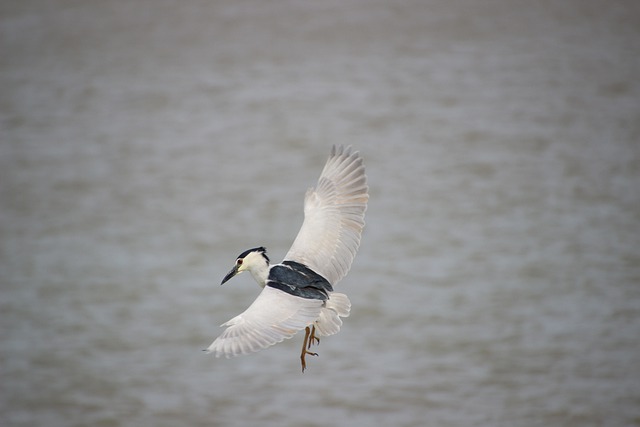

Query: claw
left=300, top=326, right=320, bottom=373
left=307, top=325, right=320, bottom=349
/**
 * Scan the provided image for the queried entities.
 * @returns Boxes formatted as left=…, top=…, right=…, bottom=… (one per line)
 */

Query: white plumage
left=209, top=287, right=323, bottom=357
left=205, top=145, right=368, bottom=370
left=285, top=146, right=368, bottom=285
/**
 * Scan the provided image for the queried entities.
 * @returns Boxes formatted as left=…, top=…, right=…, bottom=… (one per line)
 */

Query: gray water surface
left=2, top=1, right=639, bottom=426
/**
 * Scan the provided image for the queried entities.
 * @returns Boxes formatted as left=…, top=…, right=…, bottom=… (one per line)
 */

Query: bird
left=205, top=145, right=368, bottom=372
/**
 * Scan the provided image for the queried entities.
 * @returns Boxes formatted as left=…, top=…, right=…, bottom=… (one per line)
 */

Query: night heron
left=205, top=145, right=368, bottom=372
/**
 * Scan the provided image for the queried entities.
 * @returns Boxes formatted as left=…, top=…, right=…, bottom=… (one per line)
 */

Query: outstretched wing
left=205, top=286, right=323, bottom=358
left=284, top=145, right=368, bottom=285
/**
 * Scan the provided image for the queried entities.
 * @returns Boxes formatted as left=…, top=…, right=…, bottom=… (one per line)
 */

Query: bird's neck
left=248, top=261, right=270, bottom=288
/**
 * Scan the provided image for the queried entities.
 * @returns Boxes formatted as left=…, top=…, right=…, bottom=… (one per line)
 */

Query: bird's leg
left=307, top=325, right=320, bottom=349
left=300, top=326, right=318, bottom=373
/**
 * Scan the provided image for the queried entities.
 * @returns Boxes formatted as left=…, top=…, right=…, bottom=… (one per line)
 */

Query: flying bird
left=205, top=145, right=368, bottom=372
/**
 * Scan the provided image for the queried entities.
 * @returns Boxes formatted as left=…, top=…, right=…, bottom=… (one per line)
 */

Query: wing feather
left=205, top=286, right=323, bottom=358
left=284, top=145, right=368, bottom=285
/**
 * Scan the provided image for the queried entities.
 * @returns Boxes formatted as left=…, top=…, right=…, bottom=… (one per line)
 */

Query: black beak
left=221, top=265, right=239, bottom=285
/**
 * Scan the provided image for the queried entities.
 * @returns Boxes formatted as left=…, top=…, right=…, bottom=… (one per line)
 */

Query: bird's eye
left=236, top=259, right=243, bottom=265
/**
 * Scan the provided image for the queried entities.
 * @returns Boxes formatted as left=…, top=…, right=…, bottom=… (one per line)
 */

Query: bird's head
left=221, top=246, right=270, bottom=286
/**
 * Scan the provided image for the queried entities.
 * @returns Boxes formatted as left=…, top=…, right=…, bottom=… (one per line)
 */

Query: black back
left=267, top=261, right=333, bottom=300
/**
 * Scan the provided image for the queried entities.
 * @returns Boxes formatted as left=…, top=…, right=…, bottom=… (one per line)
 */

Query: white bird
left=206, top=145, right=368, bottom=372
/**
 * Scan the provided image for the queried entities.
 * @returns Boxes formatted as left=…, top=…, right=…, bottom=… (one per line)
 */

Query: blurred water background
left=2, top=1, right=639, bottom=426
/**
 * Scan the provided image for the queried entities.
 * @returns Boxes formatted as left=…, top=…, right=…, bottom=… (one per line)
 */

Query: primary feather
left=285, top=145, right=369, bottom=285
left=207, top=286, right=323, bottom=358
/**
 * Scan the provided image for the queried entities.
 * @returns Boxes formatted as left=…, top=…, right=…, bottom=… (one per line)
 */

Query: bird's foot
left=300, top=349, right=318, bottom=373
left=300, top=326, right=320, bottom=373
left=307, top=325, right=320, bottom=349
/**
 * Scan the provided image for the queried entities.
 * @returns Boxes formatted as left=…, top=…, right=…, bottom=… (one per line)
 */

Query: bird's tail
left=314, top=292, right=351, bottom=336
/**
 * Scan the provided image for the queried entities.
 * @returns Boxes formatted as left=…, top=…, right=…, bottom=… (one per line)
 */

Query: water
left=2, top=1, right=639, bottom=426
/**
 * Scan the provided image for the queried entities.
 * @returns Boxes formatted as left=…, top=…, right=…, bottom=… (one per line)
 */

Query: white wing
left=205, top=286, right=323, bottom=358
left=285, top=145, right=368, bottom=285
